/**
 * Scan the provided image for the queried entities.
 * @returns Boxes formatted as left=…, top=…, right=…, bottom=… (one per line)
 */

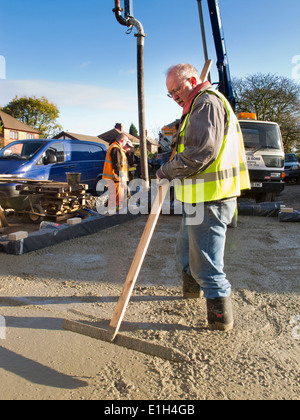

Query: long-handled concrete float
left=63, top=181, right=188, bottom=362
left=63, top=61, right=212, bottom=363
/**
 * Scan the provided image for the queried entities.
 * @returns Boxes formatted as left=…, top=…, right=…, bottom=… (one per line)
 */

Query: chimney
left=114, top=123, right=123, bottom=132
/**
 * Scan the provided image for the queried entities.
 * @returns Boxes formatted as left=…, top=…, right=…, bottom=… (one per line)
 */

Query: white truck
left=238, top=113, right=285, bottom=202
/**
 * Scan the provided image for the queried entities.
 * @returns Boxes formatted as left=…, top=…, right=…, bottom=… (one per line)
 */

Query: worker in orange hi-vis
left=102, top=132, right=132, bottom=212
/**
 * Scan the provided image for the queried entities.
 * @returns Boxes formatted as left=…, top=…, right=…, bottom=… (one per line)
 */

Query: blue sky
left=0, top=0, right=299, bottom=138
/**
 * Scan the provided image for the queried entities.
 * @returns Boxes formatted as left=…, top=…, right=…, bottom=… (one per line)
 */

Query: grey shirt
left=162, top=89, right=228, bottom=181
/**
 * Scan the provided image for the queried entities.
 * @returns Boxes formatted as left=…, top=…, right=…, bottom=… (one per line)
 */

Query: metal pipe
left=112, top=3, right=149, bottom=187
left=127, top=18, right=149, bottom=188
left=127, top=17, right=145, bottom=38
left=113, top=0, right=131, bottom=27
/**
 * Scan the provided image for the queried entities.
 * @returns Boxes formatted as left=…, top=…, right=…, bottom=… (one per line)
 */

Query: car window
left=89, top=144, right=106, bottom=160
left=71, top=143, right=91, bottom=161
left=37, top=143, right=65, bottom=165
left=285, top=154, right=297, bottom=162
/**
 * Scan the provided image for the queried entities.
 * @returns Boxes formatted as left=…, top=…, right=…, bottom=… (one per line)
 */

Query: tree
left=1, top=96, right=63, bottom=138
left=233, top=73, right=300, bottom=151
left=129, top=123, right=138, bottom=138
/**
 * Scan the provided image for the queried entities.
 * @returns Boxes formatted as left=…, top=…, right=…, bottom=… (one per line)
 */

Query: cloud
left=0, top=78, right=173, bottom=139
left=118, top=69, right=137, bottom=76
left=80, top=61, right=91, bottom=68
left=0, top=79, right=136, bottom=110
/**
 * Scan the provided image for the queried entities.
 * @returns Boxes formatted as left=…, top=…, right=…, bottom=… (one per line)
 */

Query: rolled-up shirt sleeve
left=162, top=93, right=228, bottom=181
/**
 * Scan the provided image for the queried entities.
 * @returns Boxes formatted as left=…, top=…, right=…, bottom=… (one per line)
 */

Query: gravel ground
left=0, top=184, right=299, bottom=400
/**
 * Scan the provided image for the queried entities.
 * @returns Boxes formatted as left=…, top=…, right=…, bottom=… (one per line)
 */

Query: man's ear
left=190, top=76, right=198, bottom=87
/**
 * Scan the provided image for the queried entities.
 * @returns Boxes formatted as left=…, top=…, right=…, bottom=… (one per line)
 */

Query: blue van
left=0, top=139, right=107, bottom=197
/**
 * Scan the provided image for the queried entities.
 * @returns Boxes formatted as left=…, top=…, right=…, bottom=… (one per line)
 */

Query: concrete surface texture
left=0, top=185, right=299, bottom=400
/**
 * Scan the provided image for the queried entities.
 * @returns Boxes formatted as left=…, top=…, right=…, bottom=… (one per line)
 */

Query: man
left=157, top=63, right=250, bottom=331
left=124, top=142, right=140, bottom=181
left=102, top=133, right=132, bottom=210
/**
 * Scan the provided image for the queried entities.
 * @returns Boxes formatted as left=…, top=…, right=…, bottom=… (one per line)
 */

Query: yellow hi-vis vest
left=175, top=89, right=250, bottom=203
left=102, top=141, right=128, bottom=182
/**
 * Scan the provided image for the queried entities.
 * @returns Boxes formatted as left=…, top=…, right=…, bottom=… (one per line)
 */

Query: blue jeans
left=176, top=198, right=237, bottom=299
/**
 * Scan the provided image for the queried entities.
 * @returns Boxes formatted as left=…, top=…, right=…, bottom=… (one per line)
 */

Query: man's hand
left=156, top=167, right=165, bottom=181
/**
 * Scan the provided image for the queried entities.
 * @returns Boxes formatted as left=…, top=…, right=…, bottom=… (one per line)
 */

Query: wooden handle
left=200, top=59, right=212, bottom=82
left=0, top=206, right=9, bottom=228
left=108, top=181, right=170, bottom=340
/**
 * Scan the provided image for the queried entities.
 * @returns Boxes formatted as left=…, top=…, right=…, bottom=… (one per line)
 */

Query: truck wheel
left=255, top=193, right=268, bottom=203
left=255, top=193, right=274, bottom=203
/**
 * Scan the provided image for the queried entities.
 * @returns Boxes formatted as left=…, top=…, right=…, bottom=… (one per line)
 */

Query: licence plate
left=251, top=182, right=263, bottom=188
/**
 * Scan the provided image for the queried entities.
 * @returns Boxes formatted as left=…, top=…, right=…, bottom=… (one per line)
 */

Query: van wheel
left=93, top=177, right=104, bottom=196
left=27, top=204, right=45, bottom=224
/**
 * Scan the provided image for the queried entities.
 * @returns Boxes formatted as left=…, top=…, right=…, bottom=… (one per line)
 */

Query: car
left=0, top=138, right=107, bottom=197
left=284, top=153, right=300, bottom=184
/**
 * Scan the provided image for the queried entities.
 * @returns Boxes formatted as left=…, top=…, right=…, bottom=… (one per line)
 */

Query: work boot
left=206, top=295, right=234, bottom=331
left=182, top=271, right=203, bottom=299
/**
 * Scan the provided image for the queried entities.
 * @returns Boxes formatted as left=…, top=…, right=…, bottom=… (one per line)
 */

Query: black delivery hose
left=113, top=1, right=149, bottom=187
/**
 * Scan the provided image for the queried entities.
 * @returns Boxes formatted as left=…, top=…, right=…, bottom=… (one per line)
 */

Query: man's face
left=121, top=137, right=129, bottom=149
left=123, top=144, right=131, bottom=153
left=166, top=73, right=194, bottom=107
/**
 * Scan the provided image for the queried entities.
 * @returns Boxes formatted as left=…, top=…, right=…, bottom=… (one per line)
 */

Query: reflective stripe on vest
left=175, top=89, right=250, bottom=203
left=102, top=142, right=128, bottom=182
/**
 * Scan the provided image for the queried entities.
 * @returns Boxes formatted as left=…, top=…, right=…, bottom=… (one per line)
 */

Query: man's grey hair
left=115, top=132, right=128, bottom=143
left=166, top=63, right=200, bottom=80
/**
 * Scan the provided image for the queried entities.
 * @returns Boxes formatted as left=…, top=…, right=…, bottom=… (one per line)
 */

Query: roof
left=98, top=123, right=158, bottom=147
left=161, top=119, right=181, bottom=131
left=146, top=136, right=159, bottom=146
left=98, top=128, right=140, bottom=146
left=54, top=131, right=109, bottom=148
left=0, top=110, right=40, bottom=134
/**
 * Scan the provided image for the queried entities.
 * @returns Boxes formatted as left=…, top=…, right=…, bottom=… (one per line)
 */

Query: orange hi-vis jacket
left=102, top=141, right=128, bottom=182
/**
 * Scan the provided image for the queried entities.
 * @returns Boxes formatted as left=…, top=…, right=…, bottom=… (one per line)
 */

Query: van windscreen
left=0, top=140, right=46, bottom=160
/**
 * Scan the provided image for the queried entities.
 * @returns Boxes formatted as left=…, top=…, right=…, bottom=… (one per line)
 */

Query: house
left=98, top=123, right=139, bottom=146
left=98, top=123, right=159, bottom=154
left=0, top=110, right=40, bottom=148
left=145, top=135, right=159, bottom=155
left=161, top=119, right=180, bottom=140
left=157, top=119, right=181, bottom=152
left=53, top=131, right=109, bottom=149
